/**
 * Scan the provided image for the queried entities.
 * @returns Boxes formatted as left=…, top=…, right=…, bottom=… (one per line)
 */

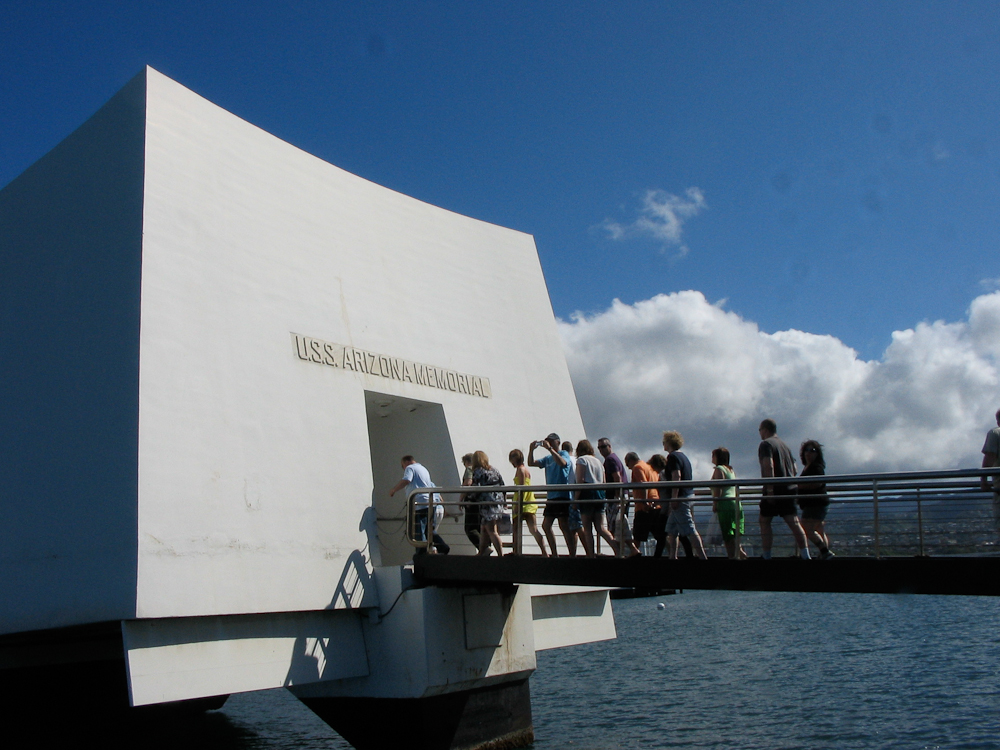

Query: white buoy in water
left=656, top=602, right=666, bottom=610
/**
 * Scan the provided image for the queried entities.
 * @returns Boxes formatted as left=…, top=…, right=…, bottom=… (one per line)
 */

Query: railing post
left=916, top=486, right=924, bottom=557
left=513, top=488, right=522, bottom=556
left=873, top=479, right=880, bottom=559
left=407, top=494, right=416, bottom=551
left=618, top=489, right=627, bottom=558
left=424, top=494, right=433, bottom=554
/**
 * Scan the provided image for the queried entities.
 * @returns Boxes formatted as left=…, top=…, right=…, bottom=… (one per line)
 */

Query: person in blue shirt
left=528, top=433, right=576, bottom=557
left=389, top=455, right=449, bottom=555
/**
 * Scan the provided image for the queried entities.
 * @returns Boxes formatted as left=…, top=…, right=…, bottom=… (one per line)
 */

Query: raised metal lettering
left=294, top=334, right=310, bottom=361
left=322, top=342, right=339, bottom=367
left=290, top=332, right=490, bottom=398
left=309, top=339, right=323, bottom=363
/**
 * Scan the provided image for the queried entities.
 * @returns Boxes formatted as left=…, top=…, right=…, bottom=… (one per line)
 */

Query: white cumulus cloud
left=559, top=290, right=1000, bottom=479
left=601, top=188, right=707, bottom=256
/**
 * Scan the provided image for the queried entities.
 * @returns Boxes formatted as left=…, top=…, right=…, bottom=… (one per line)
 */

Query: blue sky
left=4, top=1, right=999, bottom=356
left=3, top=1, right=999, bottom=470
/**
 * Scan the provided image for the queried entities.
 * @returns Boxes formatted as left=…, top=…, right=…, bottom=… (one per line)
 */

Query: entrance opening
left=365, top=391, right=462, bottom=566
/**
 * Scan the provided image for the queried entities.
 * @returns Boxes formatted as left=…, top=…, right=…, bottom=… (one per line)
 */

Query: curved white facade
left=0, top=67, right=586, bottom=630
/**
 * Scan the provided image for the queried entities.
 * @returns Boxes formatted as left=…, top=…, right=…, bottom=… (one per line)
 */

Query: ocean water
left=530, top=592, right=1000, bottom=749
left=159, top=591, right=1000, bottom=749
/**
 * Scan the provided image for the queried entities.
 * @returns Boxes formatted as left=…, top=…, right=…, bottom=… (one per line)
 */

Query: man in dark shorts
left=624, top=452, right=662, bottom=556
left=529, top=433, right=576, bottom=557
left=757, top=419, right=810, bottom=559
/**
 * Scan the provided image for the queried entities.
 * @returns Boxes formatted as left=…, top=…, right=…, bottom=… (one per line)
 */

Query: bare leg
left=783, top=514, right=809, bottom=551
left=542, top=516, right=560, bottom=557
left=723, top=537, right=736, bottom=559
left=485, top=520, right=504, bottom=557
left=678, top=535, right=693, bottom=558
left=802, top=518, right=830, bottom=552
left=476, top=521, right=490, bottom=555
left=667, top=533, right=678, bottom=559
left=558, top=517, right=577, bottom=556
left=759, top=516, right=774, bottom=557
left=525, top=513, right=548, bottom=556
left=579, top=514, right=596, bottom=557
left=688, top=530, right=708, bottom=559
left=817, top=522, right=830, bottom=548
left=593, top=514, right=619, bottom=555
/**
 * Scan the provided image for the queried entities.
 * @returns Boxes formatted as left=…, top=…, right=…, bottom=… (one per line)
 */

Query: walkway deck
left=413, top=555, right=1000, bottom=597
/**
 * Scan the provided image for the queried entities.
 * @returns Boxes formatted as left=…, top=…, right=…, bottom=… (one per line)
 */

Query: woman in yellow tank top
left=509, top=449, right=549, bottom=556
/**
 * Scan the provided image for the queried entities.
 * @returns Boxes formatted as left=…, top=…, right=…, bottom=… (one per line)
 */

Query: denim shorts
left=665, top=504, right=697, bottom=536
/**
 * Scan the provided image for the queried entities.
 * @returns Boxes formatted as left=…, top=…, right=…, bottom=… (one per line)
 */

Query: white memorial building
left=0, top=68, right=614, bottom=749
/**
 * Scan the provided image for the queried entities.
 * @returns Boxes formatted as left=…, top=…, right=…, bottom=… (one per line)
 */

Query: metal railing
left=405, top=468, right=1000, bottom=558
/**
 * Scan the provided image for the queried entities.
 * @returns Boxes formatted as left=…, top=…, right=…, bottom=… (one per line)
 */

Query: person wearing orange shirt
left=624, top=452, right=664, bottom=556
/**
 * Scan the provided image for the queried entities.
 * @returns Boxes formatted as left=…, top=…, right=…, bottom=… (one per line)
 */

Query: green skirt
left=716, top=499, right=744, bottom=539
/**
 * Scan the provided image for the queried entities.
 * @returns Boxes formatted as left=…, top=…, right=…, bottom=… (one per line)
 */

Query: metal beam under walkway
left=413, top=555, right=1000, bottom=597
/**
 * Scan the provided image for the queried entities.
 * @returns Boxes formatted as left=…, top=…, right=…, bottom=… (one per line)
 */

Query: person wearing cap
left=529, top=433, right=576, bottom=556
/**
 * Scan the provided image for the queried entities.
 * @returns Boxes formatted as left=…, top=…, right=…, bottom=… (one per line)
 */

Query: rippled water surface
left=170, top=591, right=1000, bottom=749
left=530, top=592, right=1000, bottom=749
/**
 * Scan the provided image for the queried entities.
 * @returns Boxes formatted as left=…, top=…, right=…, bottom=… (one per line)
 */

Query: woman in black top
left=797, top=440, right=834, bottom=559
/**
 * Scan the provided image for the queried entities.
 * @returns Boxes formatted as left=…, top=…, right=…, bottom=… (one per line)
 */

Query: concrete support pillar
left=298, top=678, right=533, bottom=750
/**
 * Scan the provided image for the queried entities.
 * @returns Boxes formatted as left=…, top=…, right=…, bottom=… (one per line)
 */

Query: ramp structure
left=0, top=68, right=614, bottom=748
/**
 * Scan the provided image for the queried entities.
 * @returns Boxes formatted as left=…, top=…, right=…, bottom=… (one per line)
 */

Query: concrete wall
left=1, top=66, right=587, bottom=634
left=134, top=68, right=584, bottom=619
left=123, top=576, right=538, bottom=705
left=0, top=71, right=146, bottom=633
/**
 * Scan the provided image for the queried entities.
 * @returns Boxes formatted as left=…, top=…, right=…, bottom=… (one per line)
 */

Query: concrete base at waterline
left=298, top=679, right=534, bottom=750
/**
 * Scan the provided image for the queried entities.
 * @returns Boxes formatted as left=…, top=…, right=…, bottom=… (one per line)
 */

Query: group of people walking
left=394, top=418, right=834, bottom=560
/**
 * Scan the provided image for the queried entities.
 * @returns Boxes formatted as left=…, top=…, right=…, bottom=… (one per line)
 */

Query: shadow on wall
left=327, top=548, right=373, bottom=611
left=324, top=506, right=381, bottom=612
left=282, top=508, right=381, bottom=687
left=284, top=635, right=324, bottom=686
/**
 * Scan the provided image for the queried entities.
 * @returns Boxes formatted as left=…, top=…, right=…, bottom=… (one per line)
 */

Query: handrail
left=404, top=467, right=1000, bottom=556
left=408, top=467, right=997, bottom=499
